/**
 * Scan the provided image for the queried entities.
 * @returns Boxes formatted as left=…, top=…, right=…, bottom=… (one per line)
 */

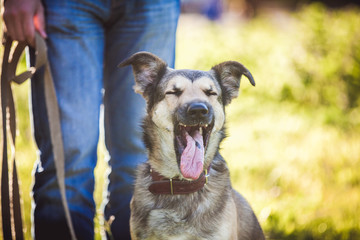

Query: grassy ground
left=2, top=3, right=360, bottom=239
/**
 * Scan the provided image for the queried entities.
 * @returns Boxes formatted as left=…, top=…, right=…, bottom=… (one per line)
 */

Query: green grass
left=2, top=3, right=360, bottom=239
left=177, top=4, right=360, bottom=239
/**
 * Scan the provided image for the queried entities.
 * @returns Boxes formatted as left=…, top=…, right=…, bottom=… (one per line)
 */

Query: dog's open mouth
left=175, top=122, right=213, bottom=180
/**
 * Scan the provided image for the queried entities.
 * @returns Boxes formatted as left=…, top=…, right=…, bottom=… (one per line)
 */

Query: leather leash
left=1, top=33, right=77, bottom=240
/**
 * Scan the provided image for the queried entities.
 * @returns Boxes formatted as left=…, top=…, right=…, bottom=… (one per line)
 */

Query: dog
left=119, top=52, right=265, bottom=240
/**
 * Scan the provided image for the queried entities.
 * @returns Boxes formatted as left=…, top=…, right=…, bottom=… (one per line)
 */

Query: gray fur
left=120, top=52, right=265, bottom=240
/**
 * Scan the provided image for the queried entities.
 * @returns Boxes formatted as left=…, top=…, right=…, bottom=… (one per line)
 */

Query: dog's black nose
left=187, top=102, right=209, bottom=117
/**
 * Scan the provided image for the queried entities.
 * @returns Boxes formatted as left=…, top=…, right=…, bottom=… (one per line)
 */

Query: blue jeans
left=30, top=0, right=179, bottom=239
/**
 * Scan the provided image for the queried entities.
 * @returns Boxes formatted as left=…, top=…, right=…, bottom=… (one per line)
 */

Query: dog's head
left=119, top=52, right=255, bottom=180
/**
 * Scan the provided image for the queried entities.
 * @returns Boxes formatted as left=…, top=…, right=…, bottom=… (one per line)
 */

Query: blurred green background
left=2, top=1, right=360, bottom=239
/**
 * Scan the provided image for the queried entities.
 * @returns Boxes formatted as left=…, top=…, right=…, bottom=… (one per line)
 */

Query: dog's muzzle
left=177, top=101, right=213, bottom=126
left=174, top=101, right=214, bottom=180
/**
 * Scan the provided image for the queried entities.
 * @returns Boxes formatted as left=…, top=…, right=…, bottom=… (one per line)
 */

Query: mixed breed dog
left=119, top=52, right=265, bottom=240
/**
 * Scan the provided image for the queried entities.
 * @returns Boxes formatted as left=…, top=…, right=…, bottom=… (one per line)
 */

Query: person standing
left=3, top=0, right=180, bottom=239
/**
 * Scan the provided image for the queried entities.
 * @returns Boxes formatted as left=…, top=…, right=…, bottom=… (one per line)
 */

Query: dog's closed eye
left=204, top=89, right=217, bottom=96
left=166, top=88, right=183, bottom=96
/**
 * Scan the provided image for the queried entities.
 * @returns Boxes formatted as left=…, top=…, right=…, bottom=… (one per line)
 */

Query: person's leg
left=102, top=0, right=180, bottom=238
left=30, top=0, right=109, bottom=239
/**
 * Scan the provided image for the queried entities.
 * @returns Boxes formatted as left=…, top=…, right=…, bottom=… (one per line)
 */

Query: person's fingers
left=3, top=18, right=16, bottom=40
left=34, top=15, right=47, bottom=38
left=3, top=0, right=46, bottom=46
left=3, top=9, right=21, bottom=40
left=12, top=17, right=26, bottom=42
left=34, top=5, right=47, bottom=39
left=22, top=12, right=36, bottom=47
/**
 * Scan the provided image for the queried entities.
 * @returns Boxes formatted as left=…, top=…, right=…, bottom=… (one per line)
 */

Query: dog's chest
left=146, top=209, right=200, bottom=239
left=147, top=205, right=221, bottom=240
left=145, top=206, right=235, bottom=240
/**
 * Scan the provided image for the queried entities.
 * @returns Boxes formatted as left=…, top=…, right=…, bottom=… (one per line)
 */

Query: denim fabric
left=30, top=0, right=180, bottom=239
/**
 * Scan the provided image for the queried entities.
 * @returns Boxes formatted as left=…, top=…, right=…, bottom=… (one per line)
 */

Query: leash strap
left=1, top=33, right=23, bottom=240
left=0, top=33, right=77, bottom=240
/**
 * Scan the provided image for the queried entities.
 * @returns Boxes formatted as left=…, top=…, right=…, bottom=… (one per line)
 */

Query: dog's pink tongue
left=180, top=130, right=204, bottom=180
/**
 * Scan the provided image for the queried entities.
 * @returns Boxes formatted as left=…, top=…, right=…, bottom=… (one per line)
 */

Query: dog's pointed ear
left=118, top=51, right=167, bottom=97
left=211, top=61, right=255, bottom=105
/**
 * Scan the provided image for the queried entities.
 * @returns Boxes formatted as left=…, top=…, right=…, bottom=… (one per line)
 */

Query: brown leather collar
left=148, top=167, right=210, bottom=195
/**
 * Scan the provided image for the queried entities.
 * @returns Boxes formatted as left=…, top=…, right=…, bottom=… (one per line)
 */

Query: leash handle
left=1, top=33, right=77, bottom=240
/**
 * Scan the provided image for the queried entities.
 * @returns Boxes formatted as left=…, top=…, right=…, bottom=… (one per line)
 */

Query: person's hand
left=3, top=0, right=47, bottom=47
